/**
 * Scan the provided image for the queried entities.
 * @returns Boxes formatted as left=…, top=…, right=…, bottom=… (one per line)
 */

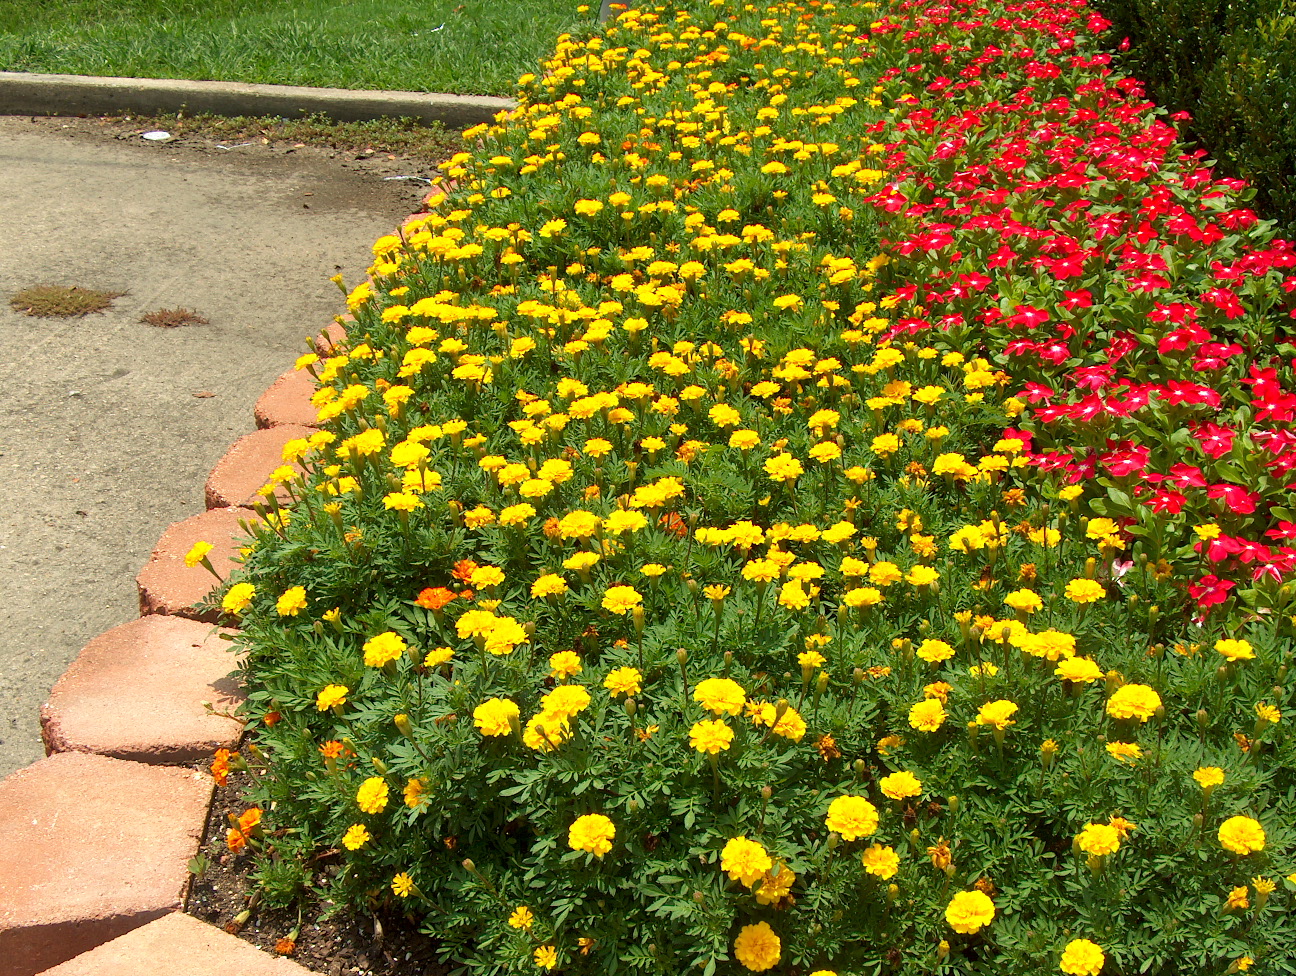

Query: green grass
left=0, top=0, right=590, bottom=97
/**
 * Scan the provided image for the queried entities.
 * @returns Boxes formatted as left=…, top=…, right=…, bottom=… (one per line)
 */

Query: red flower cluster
left=857, top=0, right=1296, bottom=610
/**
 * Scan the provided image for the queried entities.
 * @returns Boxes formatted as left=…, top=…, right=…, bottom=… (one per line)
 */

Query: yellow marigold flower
left=549, top=650, right=582, bottom=679
left=945, top=890, right=995, bottom=934
left=534, top=945, right=558, bottom=970
left=558, top=510, right=601, bottom=539
left=531, top=574, right=569, bottom=598
left=755, top=862, right=795, bottom=905
left=871, top=433, right=901, bottom=457
left=391, top=873, right=415, bottom=898
left=743, top=559, right=781, bottom=583
left=423, top=646, right=453, bottom=667
left=1059, top=939, right=1105, bottom=976
left=843, top=586, right=884, bottom=608
left=602, top=585, right=643, bottom=614
left=184, top=541, right=213, bottom=568
left=916, top=639, right=954, bottom=664
left=316, top=684, right=348, bottom=711
left=1255, top=701, right=1282, bottom=724
left=861, top=843, right=900, bottom=879
left=722, top=836, right=773, bottom=886
left=404, top=778, right=428, bottom=809
left=1064, top=579, right=1106, bottom=604
left=1218, top=815, right=1265, bottom=855
left=604, top=666, right=642, bottom=697
left=809, top=441, right=842, bottom=463
left=906, top=564, right=940, bottom=587
left=1106, top=741, right=1142, bottom=763
left=733, top=921, right=781, bottom=972
left=909, top=698, right=947, bottom=732
left=522, top=712, right=570, bottom=753
left=568, top=813, right=615, bottom=857
left=540, top=684, right=591, bottom=720
left=1106, top=683, right=1161, bottom=722
left=799, top=649, right=826, bottom=669
left=694, top=677, right=747, bottom=716
left=500, top=502, right=537, bottom=525
left=825, top=795, right=878, bottom=841
left=473, top=697, right=520, bottom=737
left=1055, top=657, right=1104, bottom=683
left=764, top=452, right=804, bottom=483
left=1076, top=823, right=1120, bottom=856
left=222, top=582, right=255, bottom=614
left=604, top=510, right=649, bottom=535
left=869, top=561, right=903, bottom=587
left=363, top=631, right=407, bottom=668
left=276, top=585, right=308, bottom=616
left=747, top=701, right=807, bottom=741
left=1019, top=629, right=1077, bottom=661
left=879, top=771, right=923, bottom=801
left=342, top=824, right=370, bottom=850
left=356, top=777, right=389, bottom=814
left=778, top=579, right=811, bottom=610
left=508, top=905, right=534, bottom=929
left=1194, top=766, right=1225, bottom=789
left=690, top=719, right=734, bottom=754
left=467, top=566, right=504, bottom=592
left=383, top=491, right=422, bottom=512
left=1215, top=638, right=1255, bottom=661
left=975, top=700, right=1019, bottom=730
left=1004, top=589, right=1043, bottom=614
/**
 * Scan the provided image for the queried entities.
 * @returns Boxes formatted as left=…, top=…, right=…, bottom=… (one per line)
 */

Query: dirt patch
left=188, top=767, right=448, bottom=976
left=10, top=283, right=123, bottom=316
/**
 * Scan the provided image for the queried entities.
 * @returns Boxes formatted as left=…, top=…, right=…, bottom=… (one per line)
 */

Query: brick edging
left=0, top=195, right=434, bottom=973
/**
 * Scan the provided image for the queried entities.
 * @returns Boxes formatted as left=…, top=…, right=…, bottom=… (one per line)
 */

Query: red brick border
left=0, top=189, right=449, bottom=972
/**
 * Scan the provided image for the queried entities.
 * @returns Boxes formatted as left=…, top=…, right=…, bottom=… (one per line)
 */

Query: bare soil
left=189, top=767, right=449, bottom=976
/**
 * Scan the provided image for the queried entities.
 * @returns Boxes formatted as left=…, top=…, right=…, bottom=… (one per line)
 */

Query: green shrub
left=1094, top=0, right=1296, bottom=234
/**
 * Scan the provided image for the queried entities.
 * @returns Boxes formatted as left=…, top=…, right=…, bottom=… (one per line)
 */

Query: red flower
left=1188, top=575, right=1234, bottom=608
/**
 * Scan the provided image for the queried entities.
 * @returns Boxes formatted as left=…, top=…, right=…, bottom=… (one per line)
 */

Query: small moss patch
left=9, top=284, right=123, bottom=317
left=142, top=307, right=209, bottom=328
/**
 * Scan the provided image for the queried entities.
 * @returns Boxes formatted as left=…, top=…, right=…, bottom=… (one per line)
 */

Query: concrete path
left=0, top=118, right=424, bottom=777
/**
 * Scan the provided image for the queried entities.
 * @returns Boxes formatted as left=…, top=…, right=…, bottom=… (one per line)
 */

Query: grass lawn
left=0, top=0, right=588, bottom=97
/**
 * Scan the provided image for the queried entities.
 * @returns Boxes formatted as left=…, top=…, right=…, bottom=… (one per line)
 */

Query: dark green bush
left=1095, top=0, right=1296, bottom=235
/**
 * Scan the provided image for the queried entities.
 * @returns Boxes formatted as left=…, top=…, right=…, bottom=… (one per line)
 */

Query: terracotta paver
left=314, top=321, right=348, bottom=353
left=40, top=616, right=243, bottom=763
left=254, top=368, right=319, bottom=429
left=136, top=506, right=251, bottom=621
left=37, top=911, right=313, bottom=976
left=0, top=752, right=213, bottom=976
left=204, top=424, right=315, bottom=510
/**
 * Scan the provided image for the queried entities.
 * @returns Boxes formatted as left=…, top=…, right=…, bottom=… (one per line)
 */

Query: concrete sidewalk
left=0, top=118, right=423, bottom=778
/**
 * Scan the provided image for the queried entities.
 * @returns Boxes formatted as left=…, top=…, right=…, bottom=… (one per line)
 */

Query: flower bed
left=209, top=0, right=1295, bottom=974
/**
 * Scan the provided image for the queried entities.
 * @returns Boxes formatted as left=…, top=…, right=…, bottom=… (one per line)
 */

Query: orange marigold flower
left=415, top=587, right=458, bottom=610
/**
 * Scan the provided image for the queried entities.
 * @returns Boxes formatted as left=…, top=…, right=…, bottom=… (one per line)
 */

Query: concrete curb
left=0, top=71, right=514, bottom=127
